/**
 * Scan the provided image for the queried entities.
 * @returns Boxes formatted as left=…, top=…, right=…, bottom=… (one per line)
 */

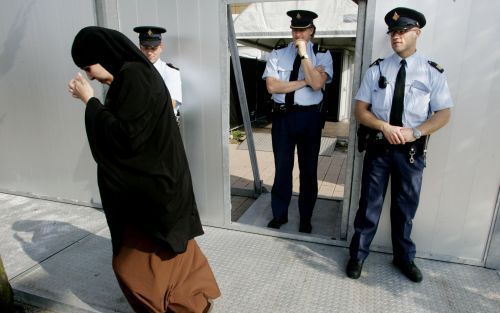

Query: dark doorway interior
left=229, top=57, right=271, bottom=128
left=324, top=51, right=343, bottom=122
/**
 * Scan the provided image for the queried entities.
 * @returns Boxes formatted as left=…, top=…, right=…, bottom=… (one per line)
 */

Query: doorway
left=227, top=0, right=358, bottom=243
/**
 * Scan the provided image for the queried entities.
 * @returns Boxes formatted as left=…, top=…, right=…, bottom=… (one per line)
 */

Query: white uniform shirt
left=154, top=59, right=182, bottom=112
left=355, top=52, right=453, bottom=128
left=262, top=41, right=333, bottom=106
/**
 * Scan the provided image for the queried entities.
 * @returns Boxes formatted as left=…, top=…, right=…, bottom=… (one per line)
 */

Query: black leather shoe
left=393, top=260, right=423, bottom=283
left=299, top=218, right=312, bottom=233
left=346, top=258, right=364, bottom=279
left=267, top=217, right=288, bottom=229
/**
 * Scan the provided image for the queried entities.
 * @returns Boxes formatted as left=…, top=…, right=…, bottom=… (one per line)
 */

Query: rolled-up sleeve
left=355, top=68, right=376, bottom=104
left=430, top=73, right=454, bottom=112
left=262, top=50, right=279, bottom=80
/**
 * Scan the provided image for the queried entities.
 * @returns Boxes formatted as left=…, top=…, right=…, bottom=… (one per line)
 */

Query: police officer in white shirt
left=262, top=10, right=333, bottom=234
left=133, top=26, right=183, bottom=119
left=346, top=7, right=453, bottom=283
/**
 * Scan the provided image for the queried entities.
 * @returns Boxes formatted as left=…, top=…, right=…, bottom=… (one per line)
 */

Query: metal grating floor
left=201, top=227, right=500, bottom=313
left=1, top=193, right=499, bottom=313
left=236, top=193, right=342, bottom=240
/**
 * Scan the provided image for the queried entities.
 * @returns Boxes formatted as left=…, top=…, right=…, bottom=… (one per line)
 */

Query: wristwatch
left=412, top=128, right=422, bottom=139
left=300, top=54, right=309, bottom=60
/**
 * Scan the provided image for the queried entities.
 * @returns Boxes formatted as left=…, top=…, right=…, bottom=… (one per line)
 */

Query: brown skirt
left=112, top=227, right=221, bottom=313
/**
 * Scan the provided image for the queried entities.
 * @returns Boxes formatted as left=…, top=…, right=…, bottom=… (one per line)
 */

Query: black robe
left=72, top=27, right=203, bottom=254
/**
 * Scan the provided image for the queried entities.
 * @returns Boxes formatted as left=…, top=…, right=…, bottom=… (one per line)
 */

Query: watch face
left=413, top=129, right=421, bottom=139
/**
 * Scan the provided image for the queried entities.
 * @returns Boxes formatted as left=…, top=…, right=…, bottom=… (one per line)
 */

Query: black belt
left=289, top=105, right=319, bottom=112
left=369, top=132, right=427, bottom=149
left=357, top=124, right=429, bottom=165
left=272, top=102, right=319, bottom=113
left=366, top=132, right=428, bottom=164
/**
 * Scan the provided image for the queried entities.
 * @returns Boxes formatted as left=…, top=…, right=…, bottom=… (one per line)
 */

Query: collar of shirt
left=393, top=51, right=421, bottom=71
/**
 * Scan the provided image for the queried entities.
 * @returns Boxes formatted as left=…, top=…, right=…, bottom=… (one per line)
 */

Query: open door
left=227, top=0, right=359, bottom=245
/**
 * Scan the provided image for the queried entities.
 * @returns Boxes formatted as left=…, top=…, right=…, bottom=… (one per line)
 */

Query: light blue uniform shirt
left=355, top=52, right=453, bottom=128
left=262, top=41, right=333, bottom=106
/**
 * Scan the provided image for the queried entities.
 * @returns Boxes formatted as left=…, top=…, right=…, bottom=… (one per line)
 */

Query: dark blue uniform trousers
left=271, top=110, right=322, bottom=221
left=349, top=146, right=425, bottom=263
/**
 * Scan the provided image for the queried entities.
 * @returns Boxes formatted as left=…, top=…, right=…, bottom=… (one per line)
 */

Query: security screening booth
left=0, top=0, right=499, bottom=280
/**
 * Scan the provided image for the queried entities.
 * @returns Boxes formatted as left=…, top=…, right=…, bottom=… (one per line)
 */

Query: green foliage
left=231, top=129, right=244, bottom=142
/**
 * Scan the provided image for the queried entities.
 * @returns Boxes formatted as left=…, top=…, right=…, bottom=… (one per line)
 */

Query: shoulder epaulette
left=428, top=60, right=444, bottom=73
left=313, top=44, right=328, bottom=54
left=275, top=43, right=287, bottom=50
left=369, top=58, right=384, bottom=67
left=311, top=44, right=328, bottom=55
left=166, top=63, right=179, bottom=71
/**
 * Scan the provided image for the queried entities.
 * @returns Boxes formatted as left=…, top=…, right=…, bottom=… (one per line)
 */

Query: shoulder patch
left=166, top=63, right=179, bottom=71
left=428, top=60, right=444, bottom=73
left=369, top=58, right=384, bottom=67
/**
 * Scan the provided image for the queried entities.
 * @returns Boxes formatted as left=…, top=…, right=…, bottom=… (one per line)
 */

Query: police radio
left=377, top=62, right=388, bottom=89
left=370, top=58, right=387, bottom=89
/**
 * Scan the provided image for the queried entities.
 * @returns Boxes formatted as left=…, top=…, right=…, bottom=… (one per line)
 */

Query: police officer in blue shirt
left=346, top=7, right=453, bottom=282
left=262, top=10, right=333, bottom=233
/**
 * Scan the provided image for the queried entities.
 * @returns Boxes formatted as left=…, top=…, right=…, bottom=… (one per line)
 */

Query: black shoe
left=267, top=217, right=288, bottom=229
left=346, top=258, right=364, bottom=279
left=299, top=218, right=312, bottom=233
left=393, top=260, right=423, bottom=283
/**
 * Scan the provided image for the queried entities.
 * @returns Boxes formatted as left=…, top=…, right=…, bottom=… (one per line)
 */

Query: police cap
left=287, top=10, right=318, bottom=29
left=133, top=26, right=166, bottom=47
left=385, top=7, right=426, bottom=33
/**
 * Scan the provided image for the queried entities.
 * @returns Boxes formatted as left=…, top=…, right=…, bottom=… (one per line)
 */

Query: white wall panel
left=0, top=0, right=101, bottom=204
left=0, top=0, right=227, bottom=224
left=114, top=0, right=227, bottom=225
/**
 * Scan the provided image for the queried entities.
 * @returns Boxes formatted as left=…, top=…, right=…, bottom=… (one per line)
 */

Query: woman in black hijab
left=68, top=26, right=220, bottom=313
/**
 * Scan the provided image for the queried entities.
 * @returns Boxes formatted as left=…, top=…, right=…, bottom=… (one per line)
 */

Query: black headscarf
left=71, top=26, right=150, bottom=76
left=71, top=26, right=203, bottom=255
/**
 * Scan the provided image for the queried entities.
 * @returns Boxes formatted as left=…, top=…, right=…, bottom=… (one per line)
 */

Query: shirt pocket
left=371, top=85, right=391, bottom=119
left=277, top=64, right=292, bottom=81
left=407, top=80, right=431, bottom=120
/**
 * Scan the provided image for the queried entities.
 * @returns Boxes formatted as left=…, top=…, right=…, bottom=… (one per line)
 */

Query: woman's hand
left=68, top=73, right=94, bottom=104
